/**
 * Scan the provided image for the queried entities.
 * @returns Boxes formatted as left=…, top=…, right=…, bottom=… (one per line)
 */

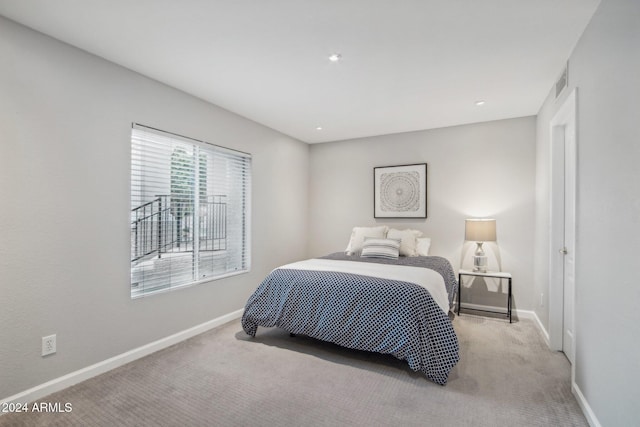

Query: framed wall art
left=374, top=163, right=427, bottom=218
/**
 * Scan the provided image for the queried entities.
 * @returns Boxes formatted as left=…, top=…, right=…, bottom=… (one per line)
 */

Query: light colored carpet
left=0, top=315, right=587, bottom=426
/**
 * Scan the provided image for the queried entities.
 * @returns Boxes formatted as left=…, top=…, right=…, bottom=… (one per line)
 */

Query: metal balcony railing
left=131, top=195, right=227, bottom=263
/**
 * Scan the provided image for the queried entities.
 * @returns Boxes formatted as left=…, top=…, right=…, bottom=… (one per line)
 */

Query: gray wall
left=0, top=17, right=309, bottom=399
left=7, top=2, right=638, bottom=422
left=309, top=117, right=536, bottom=311
left=535, top=0, right=640, bottom=424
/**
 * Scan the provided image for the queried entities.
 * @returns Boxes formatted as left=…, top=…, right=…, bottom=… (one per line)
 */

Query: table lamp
left=465, top=219, right=496, bottom=272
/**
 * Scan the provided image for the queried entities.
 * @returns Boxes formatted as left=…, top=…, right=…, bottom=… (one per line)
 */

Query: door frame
left=549, top=88, right=577, bottom=362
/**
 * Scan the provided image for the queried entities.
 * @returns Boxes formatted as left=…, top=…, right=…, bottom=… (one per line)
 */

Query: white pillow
left=345, top=226, right=389, bottom=255
left=360, top=238, right=401, bottom=259
left=416, top=237, right=431, bottom=256
left=387, top=228, right=421, bottom=257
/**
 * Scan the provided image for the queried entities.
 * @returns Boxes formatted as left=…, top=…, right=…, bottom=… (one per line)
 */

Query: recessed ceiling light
left=328, top=53, right=342, bottom=62
left=316, top=126, right=323, bottom=131
left=475, top=100, right=486, bottom=106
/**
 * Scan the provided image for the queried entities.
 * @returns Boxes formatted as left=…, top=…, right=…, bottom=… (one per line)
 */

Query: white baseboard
left=513, top=308, right=535, bottom=320
left=459, top=302, right=510, bottom=314
left=528, top=310, right=550, bottom=346
left=458, top=303, right=536, bottom=318
left=1, top=309, right=244, bottom=406
left=572, top=382, right=602, bottom=427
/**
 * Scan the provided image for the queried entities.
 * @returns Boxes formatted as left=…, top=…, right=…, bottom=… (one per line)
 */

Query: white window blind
left=130, top=124, right=251, bottom=297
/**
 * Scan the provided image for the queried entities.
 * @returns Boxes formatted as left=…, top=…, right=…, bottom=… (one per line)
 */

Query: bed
left=241, top=248, right=460, bottom=385
left=242, top=252, right=459, bottom=385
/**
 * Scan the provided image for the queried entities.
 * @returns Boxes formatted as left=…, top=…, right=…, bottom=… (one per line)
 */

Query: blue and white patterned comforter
left=241, top=253, right=459, bottom=385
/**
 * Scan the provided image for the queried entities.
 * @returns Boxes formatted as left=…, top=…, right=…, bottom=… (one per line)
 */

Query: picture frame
left=374, top=163, right=427, bottom=218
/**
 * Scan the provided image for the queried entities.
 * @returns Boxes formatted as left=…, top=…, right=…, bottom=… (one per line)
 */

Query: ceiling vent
left=555, top=64, right=568, bottom=99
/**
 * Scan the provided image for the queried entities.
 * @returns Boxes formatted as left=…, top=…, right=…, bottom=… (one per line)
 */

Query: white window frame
left=130, top=123, right=251, bottom=298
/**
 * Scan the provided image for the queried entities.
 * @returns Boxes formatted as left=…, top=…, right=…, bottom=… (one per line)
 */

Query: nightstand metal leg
left=457, top=273, right=462, bottom=316
left=508, top=277, right=512, bottom=323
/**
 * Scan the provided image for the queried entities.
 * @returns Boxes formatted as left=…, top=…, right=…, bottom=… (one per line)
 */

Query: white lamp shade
left=465, top=219, right=497, bottom=242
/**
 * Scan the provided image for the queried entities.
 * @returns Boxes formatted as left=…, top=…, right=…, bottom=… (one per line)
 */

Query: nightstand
left=457, top=269, right=512, bottom=323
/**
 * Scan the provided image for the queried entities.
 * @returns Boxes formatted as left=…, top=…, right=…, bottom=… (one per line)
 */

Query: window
left=130, top=124, right=251, bottom=297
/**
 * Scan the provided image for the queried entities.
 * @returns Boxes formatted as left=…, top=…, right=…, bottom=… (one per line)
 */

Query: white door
left=549, top=89, right=577, bottom=365
left=561, top=118, right=576, bottom=364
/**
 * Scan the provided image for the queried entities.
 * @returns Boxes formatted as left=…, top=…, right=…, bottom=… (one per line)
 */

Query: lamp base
left=473, top=256, right=488, bottom=273
left=473, top=242, right=488, bottom=273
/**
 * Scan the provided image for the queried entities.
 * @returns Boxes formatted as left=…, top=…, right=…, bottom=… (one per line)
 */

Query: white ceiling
left=0, top=0, right=599, bottom=143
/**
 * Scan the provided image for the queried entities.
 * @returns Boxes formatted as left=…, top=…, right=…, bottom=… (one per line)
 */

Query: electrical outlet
left=42, top=334, right=56, bottom=356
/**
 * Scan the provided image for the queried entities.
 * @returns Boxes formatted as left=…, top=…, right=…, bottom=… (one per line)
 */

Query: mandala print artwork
left=374, top=163, right=426, bottom=218
left=380, top=171, right=420, bottom=212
